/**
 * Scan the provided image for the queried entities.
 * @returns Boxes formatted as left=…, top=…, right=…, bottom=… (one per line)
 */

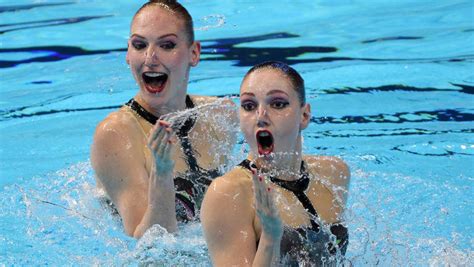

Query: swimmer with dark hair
left=91, top=0, right=236, bottom=238
left=201, top=61, right=350, bottom=266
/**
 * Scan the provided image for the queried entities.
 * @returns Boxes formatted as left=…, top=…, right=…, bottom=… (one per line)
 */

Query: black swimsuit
left=239, top=159, right=349, bottom=265
left=125, top=96, right=221, bottom=221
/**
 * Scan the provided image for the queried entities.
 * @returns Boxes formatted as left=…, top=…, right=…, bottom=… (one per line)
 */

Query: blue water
left=1, top=0, right=473, bottom=265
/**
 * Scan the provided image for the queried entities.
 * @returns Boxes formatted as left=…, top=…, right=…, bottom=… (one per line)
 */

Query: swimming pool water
left=1, top=0, right=473, bottom=265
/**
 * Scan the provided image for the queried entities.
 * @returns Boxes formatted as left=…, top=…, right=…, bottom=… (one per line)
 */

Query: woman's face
left=239, top=68, right=310, bottom=161
left=126, top=6, right=200, bottom=107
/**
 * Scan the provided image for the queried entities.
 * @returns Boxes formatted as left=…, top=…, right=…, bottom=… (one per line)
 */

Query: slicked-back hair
left=243, top=61, right=306, bottom=106
left=133, top=0, right=194, bottom=45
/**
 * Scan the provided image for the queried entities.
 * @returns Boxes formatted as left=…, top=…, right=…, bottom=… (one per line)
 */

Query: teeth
left=259, top=132, right=270, bottom=137
left=144, top=72, right=164, bottom=77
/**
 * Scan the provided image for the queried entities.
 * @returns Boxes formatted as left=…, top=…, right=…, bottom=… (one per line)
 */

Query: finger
left=253, top=173, right=265, bottom=195
left=249, top=162, right=272, bottom=212
left=168, top=134, right=178, bottom=144
left=156, top=138, right=167, bottom=157
left=148, top=124, right=165, bottom=147
left=256, top=177, right=270, bottom=213
left=252, top=178, right=263, bottom=210
left=158, top=120, right=171, bottom=128
left=150, top=124, right=173, bottom=150
left=149, top=128, right=170, bottom=153
left=265, top=187, right=278, bottom=216
left=150, top=120, right=171, bottom=140
left=158, top=131, right=173, bottom=156
left=262, top=178, right=278, bottom=215
left=149, top=138, right=161, bottom=154
left=163, top=136, right=173, bottom=156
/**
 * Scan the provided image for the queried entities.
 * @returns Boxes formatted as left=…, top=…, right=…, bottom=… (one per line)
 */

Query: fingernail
left=258, top=176, right=263, bottom=182
left=159, top=121, right=170, bottom=127
left=267, top=187, right=271, bottom=192
left=250, top=169, right=256, bottom=175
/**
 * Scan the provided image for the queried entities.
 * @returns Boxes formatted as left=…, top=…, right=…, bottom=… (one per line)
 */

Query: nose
left=256, top=105, right=269, bottom=127
left=144, top=47, right=159, bottom=67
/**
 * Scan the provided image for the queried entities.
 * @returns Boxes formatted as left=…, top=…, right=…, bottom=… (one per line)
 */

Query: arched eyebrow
left=130, top=33, right=178, bottom=40
left=267, top=89, right=289, bottom=97
left=240, top=92, right=255, bottom=97
left=240, top=90, right=289, bottom=97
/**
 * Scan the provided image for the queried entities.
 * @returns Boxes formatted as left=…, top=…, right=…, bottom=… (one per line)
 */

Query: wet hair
left=243, top=61, right=306, bottom=106
left=133, top=0, right=195, bottom=45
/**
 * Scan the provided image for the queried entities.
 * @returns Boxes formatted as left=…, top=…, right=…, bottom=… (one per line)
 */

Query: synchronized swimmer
left=90, top=0, right=350, bottom=265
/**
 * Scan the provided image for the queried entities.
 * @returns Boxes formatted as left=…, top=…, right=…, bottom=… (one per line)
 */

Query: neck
left=134, top=94, right=187, bottom=118
left=251, top=153, right=303, bottom=182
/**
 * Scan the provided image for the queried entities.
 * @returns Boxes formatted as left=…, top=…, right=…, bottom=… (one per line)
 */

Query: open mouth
left=256, top=130, right=274, bottom=156
left=142, top=72, right=168, bottom=94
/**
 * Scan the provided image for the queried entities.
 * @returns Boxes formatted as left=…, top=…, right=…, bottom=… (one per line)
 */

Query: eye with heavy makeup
left=160, top=41, right=176, bottom=50
left=131, top=38, right=147, bottom=50
left=129, top=37, right=177, bottom=51
left=241, top=99, right=257, bottom=111
left=240, top=96, right=290, bottom=112
left=270, top=98, right=289, bottom=109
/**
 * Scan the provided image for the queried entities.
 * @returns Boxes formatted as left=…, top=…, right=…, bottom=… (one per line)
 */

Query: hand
left=249, top=163, right=283, bottom=242
left=148, top=120, right=176, bottom=178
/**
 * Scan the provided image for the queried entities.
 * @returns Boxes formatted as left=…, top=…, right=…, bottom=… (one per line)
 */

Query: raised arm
left=91, top=115, right=177, bottom=238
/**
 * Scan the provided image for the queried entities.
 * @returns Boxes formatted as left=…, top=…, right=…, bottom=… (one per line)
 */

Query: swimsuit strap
left=124, top=95, right=200, bottom=169
left=124, top=96, right=215, bottom=221
left=124, top=95, right=210, bottom=181
left=239, top=159, right=320, bottom=232
left=174, top=96, right=201, bottom=173
left=125, top=95, right=195, bottom=126
left=125, top=98, right=158, bottom=125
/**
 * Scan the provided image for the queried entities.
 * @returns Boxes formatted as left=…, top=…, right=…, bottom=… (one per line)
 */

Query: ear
left=300, top=103, right=311, bottom=131
left=189, top=41, right=201, bottom=67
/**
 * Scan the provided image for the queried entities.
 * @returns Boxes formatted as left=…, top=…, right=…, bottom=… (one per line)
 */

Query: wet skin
left=239, top=68, right=310, bottom=175
left=126, top=5, right=200, bottom=115
left=201, top=67, right=350, bottom=266
left=91, top=5, right=235, bottom=238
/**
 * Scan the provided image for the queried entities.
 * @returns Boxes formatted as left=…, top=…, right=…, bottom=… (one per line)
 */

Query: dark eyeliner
left=131, top=40, right=146, bottom=50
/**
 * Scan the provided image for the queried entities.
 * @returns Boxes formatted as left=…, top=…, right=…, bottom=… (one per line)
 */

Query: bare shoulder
left=202, top=167, right=254, bottom=220
left=201, top=167, right=257, bottom=265
left=93, top=109, right=137, bottom=139
left=91, top=109, right=144, bottom=186
left=92, top=110, right=138, bottom=156
left=205, top=167, right=253, bottom=202
left=189, top=95, right=218, bottom=105
left=201, top=167, right=255, bottom=239
left=189, top=94, right=236, bottom=109
left=304, top=155, right=350, bottom=188
left=189, top=95, right=238, bottom=140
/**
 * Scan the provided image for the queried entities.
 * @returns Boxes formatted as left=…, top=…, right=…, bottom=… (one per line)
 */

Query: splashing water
left=195, top=14, right=226, bottom=31
left=162, top=97, right=242, bottom=168
left=1, top=161, right=215, bottom=265
left=1, top=99, right=472, bottom=265
left=2, top=147, right=473, bottom=265
left=0, top=99, right=242, bottom=265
